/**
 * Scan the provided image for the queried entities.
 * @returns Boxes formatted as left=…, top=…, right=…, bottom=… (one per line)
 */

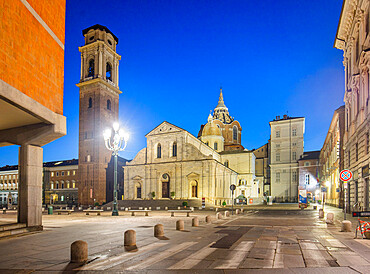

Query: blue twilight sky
left=1, top=0, right=345, bottom=166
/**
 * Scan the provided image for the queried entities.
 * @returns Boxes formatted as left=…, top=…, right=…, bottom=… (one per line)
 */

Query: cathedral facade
left=124, top=89, right=261, bottom=205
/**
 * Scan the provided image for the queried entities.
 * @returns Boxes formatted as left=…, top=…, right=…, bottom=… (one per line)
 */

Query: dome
left=202, top=121, right=222, bottom=136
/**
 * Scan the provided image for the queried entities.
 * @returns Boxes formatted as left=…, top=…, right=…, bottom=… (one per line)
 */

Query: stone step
left=0, top=225, right=42, bottom=238
left=0, top=223, right=26, bottom=232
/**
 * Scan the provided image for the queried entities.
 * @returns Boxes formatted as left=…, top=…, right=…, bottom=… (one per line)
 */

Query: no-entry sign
left=340, top=169, right=352, bottom=182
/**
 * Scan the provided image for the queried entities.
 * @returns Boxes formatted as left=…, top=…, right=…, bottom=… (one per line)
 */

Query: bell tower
left=76, top=24, right=121, bottom=206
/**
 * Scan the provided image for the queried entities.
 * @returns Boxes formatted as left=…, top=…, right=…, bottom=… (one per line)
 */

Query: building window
left=356, top=143, right=358, bottom=161
left=304, top=162, right=309, bottom=166
left=67, top=182, right=70, bottom=188
left=276, top=172, right=280, bottom=183
left=233, top=126, right=238, bottom=141
left=292, top=171, right=297, bottom=182
left=107, top=99, right=111, bottom=110
left=367, top=133, right=370, bottom=155
left=72, top=182, right=76, bottom=188
left=67, top=171, right=70, bottom=176
left=51, top=182, right=54, bottom=189
left=56, top=172, right=59, bottom=177
left=56, top=183, right=59, bottom=189
left=61, top=195, right=64, bottom=202
left=61, top=182, right=64, bottom=189
left=214, top=142, right=218, bottom=150
left=305, top=174, right=310, bottom=185
left=86, top=155, right=91, bottom=162
left=61, top=171, right=64, bottom=176
left=157, top=144, right=162, bottom=158
left=205, top=141, right=209, bottom=146
left=276, top=131, right=280, bottom=138
left=292, top=151, right=296, bottom=160
left=51, top=172, right=54, bottom=177
left=88, top=97, right=92, bottom=108
left=276, top=153, right=280, bottom=162
left=88, top=59, right=94, bottom=77
left=172, top=142, right=177, bottom=157
left=73, top=170, right=76, bottom=176
left=293, top=142, right=296, bottom=147
left=106, top=63, right=112, bottom=81
left=224, top=160, right=229, bottom=167
left=276, top=144, right=280, bottom=148
left=292, top=128, right=297, bottom=136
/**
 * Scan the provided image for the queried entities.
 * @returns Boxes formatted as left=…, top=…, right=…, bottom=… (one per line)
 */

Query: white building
left=269, top=115, right=305, bottom=202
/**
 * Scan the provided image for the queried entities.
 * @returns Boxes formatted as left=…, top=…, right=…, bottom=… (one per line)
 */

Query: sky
left=0, top=0, right=345, bottom=166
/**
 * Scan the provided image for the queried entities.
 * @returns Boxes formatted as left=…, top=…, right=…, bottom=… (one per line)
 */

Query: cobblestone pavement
left=0, top=205, right=370, bottom=273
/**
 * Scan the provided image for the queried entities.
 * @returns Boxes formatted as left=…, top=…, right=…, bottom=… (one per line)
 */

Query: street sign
left=340, top=169, right=352, bottom=182
left=321, top=187, right=327, bottom=192
left=352, top=211, right=370, bottom=217
left=230, top=184, right=236, bottom=191
left=202, top=197, right=205, bottom=209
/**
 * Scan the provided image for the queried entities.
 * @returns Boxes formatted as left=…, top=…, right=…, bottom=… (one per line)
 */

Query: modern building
left=335, top=0, right=370, bottom=211
left=0, top=1, right=67, bottom=229
left=76, top=25, right=122, bottom=206
left=269, top=115, right=305, bottom=202
left=124, top=90, right=261, bottom=206
left=319, top=106, right=345, bottom=208
left=298, top=151, right=320, bottom=204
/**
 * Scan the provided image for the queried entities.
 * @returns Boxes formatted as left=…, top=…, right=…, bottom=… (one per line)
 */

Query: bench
left=83, top=209, right=103, bottom=215
left=128, top=210, right=151, bottom=216
left=55, top=209, right=74, bottom=215
left=168, top=210, right=193, bottom=217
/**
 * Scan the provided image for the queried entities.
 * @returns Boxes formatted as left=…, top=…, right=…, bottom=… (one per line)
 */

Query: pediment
left=132, top=175, right=143, bottom=180
left=187, top=172, right=200, bottom=178
left=146, top=121, right=183, bottom=136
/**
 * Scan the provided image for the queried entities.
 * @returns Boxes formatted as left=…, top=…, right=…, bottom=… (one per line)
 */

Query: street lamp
left=103, top=122, right=129, bottom=216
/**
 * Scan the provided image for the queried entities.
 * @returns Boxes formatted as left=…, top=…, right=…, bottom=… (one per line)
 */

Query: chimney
left=276, top=116, right=280, bottom=120
left=283, top=114, right=288, bottom=119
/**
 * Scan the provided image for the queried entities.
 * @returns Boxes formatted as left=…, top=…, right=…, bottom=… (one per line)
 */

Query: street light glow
left=113, top=122, right=119, bottom=131
left=103, top=128, right=112, bottom=140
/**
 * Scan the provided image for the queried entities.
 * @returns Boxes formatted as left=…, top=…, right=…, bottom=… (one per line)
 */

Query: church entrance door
left=162, top=182, right=169, bottom=198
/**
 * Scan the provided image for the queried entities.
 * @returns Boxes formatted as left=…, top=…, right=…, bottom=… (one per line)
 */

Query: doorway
left=161, top=173, right=170, bottom=198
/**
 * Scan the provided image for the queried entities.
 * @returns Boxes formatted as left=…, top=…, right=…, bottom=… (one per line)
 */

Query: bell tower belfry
left=76, top=24, right=122, bottom=206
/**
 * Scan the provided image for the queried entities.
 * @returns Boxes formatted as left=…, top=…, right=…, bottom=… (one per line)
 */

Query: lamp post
left=103, top=122, right=129, bottom=216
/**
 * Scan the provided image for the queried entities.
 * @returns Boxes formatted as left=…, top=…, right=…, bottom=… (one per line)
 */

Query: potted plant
left=151, top=191, right=155, bottom=199
left=171, top=192, right=175, bottom=199
left=222, top=201, right=226, bottom=207
left=182, top=201, right=188, bottom=208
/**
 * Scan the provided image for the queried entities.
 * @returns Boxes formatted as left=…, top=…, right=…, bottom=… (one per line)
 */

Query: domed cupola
left=213, top=88, right=234, bottom=124
left=200, top=116, right=224, bottom=152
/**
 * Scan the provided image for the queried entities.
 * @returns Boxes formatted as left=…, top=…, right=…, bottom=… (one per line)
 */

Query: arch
left=51, top=181, right=54, bottom=189
left=106, top=62, right=112, bottom=81
left=214, top=142, right=218, bottom=150
left=157, top=143, right=162, bottom=158
left=88, top=97, right=92, bottom=108
left=88, top=59, right=95, bottom=77
left=172, top=142, right=177, bottom=157
left=56, top=181, right=59, bottom=189
left=107, top=99, right=111, bottom=110
left=233, top=126, right=238, bottom=141
left=161, top=173, right=170, bottom=198
left=190, top=180, right=198, bottom=198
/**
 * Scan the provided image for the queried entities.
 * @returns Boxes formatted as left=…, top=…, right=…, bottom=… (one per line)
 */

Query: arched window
left=214, top=142, right=218, bottom=150
left=107, top=99, right=111, bottom=110
left=106, top=63, right=112, bottom=81
left=56, top=182, right=59, bottom=189
left=88, top=59, right=94, bottom=77
left=157, top=144, right=162, bottom=158
left=172, top=142, right=177, bottom=157
left=88, top=97, right=92, bottom=108
left=233, top=126, right=238, bottom=141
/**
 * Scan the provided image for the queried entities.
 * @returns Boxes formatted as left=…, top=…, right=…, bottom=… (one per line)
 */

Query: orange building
left=0, top=1, right=66, bottom=230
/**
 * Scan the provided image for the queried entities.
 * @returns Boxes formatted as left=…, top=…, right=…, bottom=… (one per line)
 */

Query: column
left=17, top=145, right=43, bottom=227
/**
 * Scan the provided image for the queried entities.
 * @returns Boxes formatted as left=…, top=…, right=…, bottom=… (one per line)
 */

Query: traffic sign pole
left=340, top=170, right=352, bottom=221
left=230, top=184, right=236, bottom=216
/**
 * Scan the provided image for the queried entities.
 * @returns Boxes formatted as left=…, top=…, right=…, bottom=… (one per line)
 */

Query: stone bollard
left=125, top=208, right=129, bottom=211
left=341, top=220, right=352, bottom=232
left=326, top=213, right=334, bottom=224
left=216, top=212, right=222, bottom=219
left=149, top=207, right=152, bottom=210
left=319, top=209, right=324, bottom=218
left=224, top=211, right=230, bottom=218
left=70, top=240, right=88, bottom=263
left=240, top=208, right=244, bottom=213
left=178, top=207, right=181, bottom=210
left=236, top=209, right=240, bottom=215
left=205, top=215, right=211, bottom=223
left=124, top=230, right=136, bottom=247
left=154, top=224, right=164, bottom=237
left=165, top=207, right=168, bottom=210
left=215, top=208, right=219, bottom=212
left=192, top=217, right=199, bottom=227
left=176, top=220, right=184, bottom=230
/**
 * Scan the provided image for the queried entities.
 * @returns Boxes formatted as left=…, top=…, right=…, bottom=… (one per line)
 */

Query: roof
left=0, top=165, right=18, bottom=171
left=82, top=24, right=119, bottom=43
left=299, top=151, right=320, bottom=161
left=220, top=149, right=251, bottom=155
left=270, top=116, right=304, bottom=123
left=43, top=159, right=79, bottom=167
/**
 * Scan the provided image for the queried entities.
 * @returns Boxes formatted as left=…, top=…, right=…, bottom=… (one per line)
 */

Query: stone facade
left=253, top=143, right=270, bottom=195
left=319, top=106, right=345, bottom=207
left=335, top=0, right=370, bottom=211
left=77, top=25, right=122, bottom=206
left=269, top=115, right=305, bottom=202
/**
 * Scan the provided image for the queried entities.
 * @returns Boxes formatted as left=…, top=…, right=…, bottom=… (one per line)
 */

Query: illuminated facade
left=269, top=115, right=305, bottom=202
left=335, top=0, right=370, bottom=211
left=319, top=106, right=345, bottom=207
left=298, top=151, right=320, bottom=203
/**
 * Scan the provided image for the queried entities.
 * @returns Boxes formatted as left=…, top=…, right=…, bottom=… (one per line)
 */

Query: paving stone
left=240, top=258, right=274, bottom=268
left=248, top=248, right=275, bottom=260
left=273, top=254, right=305, bottom=268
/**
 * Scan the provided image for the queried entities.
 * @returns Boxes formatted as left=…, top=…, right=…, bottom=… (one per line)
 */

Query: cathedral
left=124, top=89, right=261, bottom=205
